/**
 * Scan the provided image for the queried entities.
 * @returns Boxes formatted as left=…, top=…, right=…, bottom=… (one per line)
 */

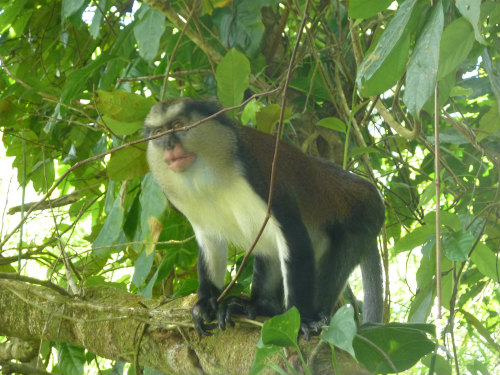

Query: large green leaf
left=470, top=242, right=500, bottom=281
left=216, top=49, right=251, bottom=108
left=456, top=0, right=485, bottom=44
left=320, top=306, right=356, bottom=358
left=356, top=0, right=417, bottom=88
left=354, top=323, right=435, bottom=373
left=442, top=229, right=475, bottom=261
left=394, top=225, right=434, bottom=253
left=133, top=7, right=166, bottom=62
left=255, top=104, right=292, bottom=134
left=359, top=32, right=411, bottom=96
left=261, top=307, right=300, bottom=348
left=96, top=90, right=156, bottom=122
left=213, top=0, right=272, bottom=58
left=55, top=343, right=85, bottom=375
left=403, top=1, right=443, bottom=116
left=106, top=143, right=149, bottom=181
left=438, top=17, right=475, bottom=80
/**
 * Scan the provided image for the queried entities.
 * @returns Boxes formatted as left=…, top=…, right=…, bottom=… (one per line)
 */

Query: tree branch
left=0, top=279, right=368, bottom=375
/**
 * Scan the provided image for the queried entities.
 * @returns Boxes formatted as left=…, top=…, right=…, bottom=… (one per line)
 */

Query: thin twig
left=434, top=84, right=442, bottom=320
left=217, top=0, right=312, bottom=303
left=161, top=4, right=196, bottom=101
left=0, top=89, right=279, bottom=250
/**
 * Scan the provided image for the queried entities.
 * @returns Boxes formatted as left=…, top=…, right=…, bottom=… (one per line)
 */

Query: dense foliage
left=0, top=0, right=499, bottom=373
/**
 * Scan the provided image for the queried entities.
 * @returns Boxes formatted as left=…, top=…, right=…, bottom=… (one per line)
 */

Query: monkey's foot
left=217, top=296, right=257, bottom=330
left=300, top=318, right=324, bottom=340
left=192, top=296, right=256, bottom=336
left=192, top=298, right=218, bottom=336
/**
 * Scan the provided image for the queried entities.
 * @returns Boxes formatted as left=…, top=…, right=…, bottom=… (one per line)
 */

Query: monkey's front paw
left=300, top=318, right=324, bottom=341
left=217, top=296, right=257, bottom=330
left=192, top=298, right=218, bottom=336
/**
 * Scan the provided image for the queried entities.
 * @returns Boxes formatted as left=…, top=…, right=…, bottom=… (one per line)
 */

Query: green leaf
left=359, top=32, right=411, bottom=97
left=317, top=117, right=346, bottom=133
left=55, top=343, right=85, bottom=375
left=255, top=104, right=292, bottom=134
left=133, top=7, right=166, bottom=62
left=92, top=192, right=125, bottom=255
left=354, top=323, right=435, bottom=373
left=132, top=248, right=155, bottom=288
left=437, top=17, right=475, bottom=80
left=216, top=49, right=251, bottom=108
left=102, top=116, right=143, bottom=136
left=61, top=0, right=85, bottom=19
left=409, top=281, right=434, bottom=323
left=356, top=0, right=417, bottom=87
left=421, top=354, right=452, bottom=375
left=241, top=99, right=264, bottom=125
left=96, top=90, right=156, bottom=122
left=423, top=210, right=461, bottom=231
left=61, top=54, right=115, bottom=105
left=140, top=173, right=168, bottom=236
left=470, top=242, right=500, bottom=281
left=348, top=0, right=393, bottom=19
left=394, top=225, right=434, bottom=253
left=0, top=0, right=28, bottom=33
left=477, top=103, right=500, bottom=142
left=443, top=229, right=475, bottom=261
left=171, top=279, right=199, bottom=298
left=348, top=146, right=379, bottom=159
left=107, top=143, right=149, bottom=181
left=213, top=0, right=268, bottom=58
left=261, top=307, right=300, bottom=348
left=89, top=0, right=106, bottom=39
left=403, top=1, right=444, bottom=116
left=320, top=306, right=356, bottom=358
left=456, top=0, right=485, bottom=44
left=449, top=85, right=473, bottom=97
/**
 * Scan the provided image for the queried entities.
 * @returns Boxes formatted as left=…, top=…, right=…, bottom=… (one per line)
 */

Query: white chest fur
left=147, top=145, right=287, bottom=259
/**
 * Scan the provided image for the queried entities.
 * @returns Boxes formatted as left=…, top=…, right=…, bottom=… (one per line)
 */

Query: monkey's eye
left=171, top=120, right=183, bottom=130
left=151, top=128, right=164, bottom=136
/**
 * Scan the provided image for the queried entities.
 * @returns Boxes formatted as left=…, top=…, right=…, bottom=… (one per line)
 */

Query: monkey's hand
left=192, top=297, right=218, bottom=336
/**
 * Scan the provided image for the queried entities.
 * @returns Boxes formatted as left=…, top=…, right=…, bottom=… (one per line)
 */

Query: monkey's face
left=143, top=100, right=236, bottom=174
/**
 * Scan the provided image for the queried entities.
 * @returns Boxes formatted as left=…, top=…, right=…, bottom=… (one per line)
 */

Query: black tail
left=360, top=241, right=383, bottom=322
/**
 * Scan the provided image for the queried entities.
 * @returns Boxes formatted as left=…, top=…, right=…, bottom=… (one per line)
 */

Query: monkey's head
left=143, top=98, right=237, bottom=174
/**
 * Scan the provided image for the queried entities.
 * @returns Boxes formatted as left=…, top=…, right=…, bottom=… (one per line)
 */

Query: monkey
left=143, top=98, right=385, bottom=337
